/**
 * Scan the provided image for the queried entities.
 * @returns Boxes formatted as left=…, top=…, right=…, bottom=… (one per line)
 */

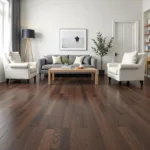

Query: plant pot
left=99, top=70, right=105, bottom=77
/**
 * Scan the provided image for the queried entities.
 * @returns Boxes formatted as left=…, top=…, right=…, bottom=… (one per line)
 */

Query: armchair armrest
left=119, top=64, right=140, bottom=70
left=107, top=63, right=120, bottom=68
left=28, top=62, right=37, bottom=66
left=91, top=57, right=97, bottom=68
left=9, top=63, right=29, bottom=68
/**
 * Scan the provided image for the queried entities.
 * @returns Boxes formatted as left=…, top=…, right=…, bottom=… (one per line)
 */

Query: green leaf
left=91, top=32, right=114, bottom=69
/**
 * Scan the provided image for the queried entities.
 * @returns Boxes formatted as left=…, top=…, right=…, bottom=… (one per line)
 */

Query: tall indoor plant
left=92, top=32, right=114, bottom=76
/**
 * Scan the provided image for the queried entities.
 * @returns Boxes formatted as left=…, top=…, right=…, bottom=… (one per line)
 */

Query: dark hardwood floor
left=0, top=75, right=150, bottom=150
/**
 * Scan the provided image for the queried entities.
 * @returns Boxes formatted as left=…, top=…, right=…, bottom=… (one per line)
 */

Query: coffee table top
left=48, top=68, right=98, bottom=73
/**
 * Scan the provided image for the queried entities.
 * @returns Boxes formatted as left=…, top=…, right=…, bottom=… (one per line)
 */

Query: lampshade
left=22, top=29, right=35, bottom=39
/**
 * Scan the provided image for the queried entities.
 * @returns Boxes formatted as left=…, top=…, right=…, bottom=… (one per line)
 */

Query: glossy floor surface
left=0, top=76, right=150, bottom=150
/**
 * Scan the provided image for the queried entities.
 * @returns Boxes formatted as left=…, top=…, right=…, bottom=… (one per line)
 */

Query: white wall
left=21, top=0, right=142, bottom=69
left=143, top=0, right=150, bottom=12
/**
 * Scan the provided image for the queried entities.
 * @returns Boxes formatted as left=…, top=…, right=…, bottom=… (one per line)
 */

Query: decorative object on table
left=92, top=32, right=114, bottom=76
left=60, top=28, right=87, bottom=51
left=22, top=29, right=35, bottom=62
left=75, top=66, right=84, bottom=69
left=61, top=65, right=74, bottom=69
left=75, top=64, right=84, bottom=69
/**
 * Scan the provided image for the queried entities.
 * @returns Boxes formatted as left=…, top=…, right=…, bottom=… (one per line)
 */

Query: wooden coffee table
left=48, top=68, right=99, bottom=85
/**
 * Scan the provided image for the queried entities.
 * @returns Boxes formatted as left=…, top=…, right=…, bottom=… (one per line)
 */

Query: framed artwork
left=60, top=28, right=87, bottom=51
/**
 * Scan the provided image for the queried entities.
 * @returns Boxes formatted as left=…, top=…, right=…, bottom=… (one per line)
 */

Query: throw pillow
left=83, top=56, right=91, bottom=65
left=8, top=52, right=22, bottom=63
left=61, top=55, right=69, bottom=64
left=69, top=55, right=76, bottom=65
left=121, top=51, right=138, bottom=64
left=52, top=56, right=62, bottom=64
left=44, top=55, right=53, bottom=64
left=73, top=56, right=84, bottom=65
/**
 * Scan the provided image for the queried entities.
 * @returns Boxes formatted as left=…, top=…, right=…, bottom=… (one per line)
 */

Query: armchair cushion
left=9, top=63, right=29, bottom=68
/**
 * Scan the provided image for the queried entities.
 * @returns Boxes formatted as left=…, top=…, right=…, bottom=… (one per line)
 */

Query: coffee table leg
left=52, top=72, right=55, bottom=81
left=95, top=71, right=99, bottom=85
left=48, top=71, right=51, bottom=85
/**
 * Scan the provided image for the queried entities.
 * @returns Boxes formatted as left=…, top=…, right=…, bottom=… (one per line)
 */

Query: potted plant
left=92, top=32, right=114, bottom=76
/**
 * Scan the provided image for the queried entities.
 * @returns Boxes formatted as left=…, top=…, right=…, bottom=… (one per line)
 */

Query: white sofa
left=107, top=53, right=146, bottom=87
left=2, top=52, right=37, bottom=84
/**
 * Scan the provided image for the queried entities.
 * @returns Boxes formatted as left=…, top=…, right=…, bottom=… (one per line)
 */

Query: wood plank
left=0, top=76, right=149, bottom=150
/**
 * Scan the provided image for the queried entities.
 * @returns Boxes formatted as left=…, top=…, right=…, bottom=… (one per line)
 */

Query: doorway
left=112, top=21, right=139, bottom=62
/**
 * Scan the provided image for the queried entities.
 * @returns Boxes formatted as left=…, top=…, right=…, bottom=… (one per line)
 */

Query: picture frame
left=60, top=28, right=87, bottom=51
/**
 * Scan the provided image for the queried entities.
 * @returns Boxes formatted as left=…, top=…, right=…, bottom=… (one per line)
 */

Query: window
left=0, top=1, right=4, bottom=53
left=0, top=0, right=9, bottom=53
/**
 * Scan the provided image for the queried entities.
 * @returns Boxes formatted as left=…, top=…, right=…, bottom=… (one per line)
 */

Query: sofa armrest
left=91, top=57, right=97, bottom=68
left=9, top=63, right=29, bottom=68
left=107, top=63, right=120, bottom=68
left=119, top=64, right=140, bottom=70
left=38, top=58, right=46, bottom=72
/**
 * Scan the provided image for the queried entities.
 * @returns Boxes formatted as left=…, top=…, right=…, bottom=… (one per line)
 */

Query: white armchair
left=107, top=53, right=146, bottom=87
left=2, top=52, right=37, bottom=84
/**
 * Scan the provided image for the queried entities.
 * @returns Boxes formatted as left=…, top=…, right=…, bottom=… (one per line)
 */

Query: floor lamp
left=22, top=29, right=35, bottom=62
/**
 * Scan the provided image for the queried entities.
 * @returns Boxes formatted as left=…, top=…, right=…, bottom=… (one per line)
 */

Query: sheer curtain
left=0, top=0, right=11, bottom=53
left=0, top=0, right=20, bottom=82
left=0, top=0, right=20, bottom=53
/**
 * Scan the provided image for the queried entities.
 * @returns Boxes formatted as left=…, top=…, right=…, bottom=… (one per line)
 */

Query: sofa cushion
left=44, top=55, right=53, bottom=64
left=42, top=64, right=64, bottom=70
left=108, top=67, right=118, bottom=75
left=83, top=56, right=91, bottom=65
left=61, top=55, right=69, bottom=64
